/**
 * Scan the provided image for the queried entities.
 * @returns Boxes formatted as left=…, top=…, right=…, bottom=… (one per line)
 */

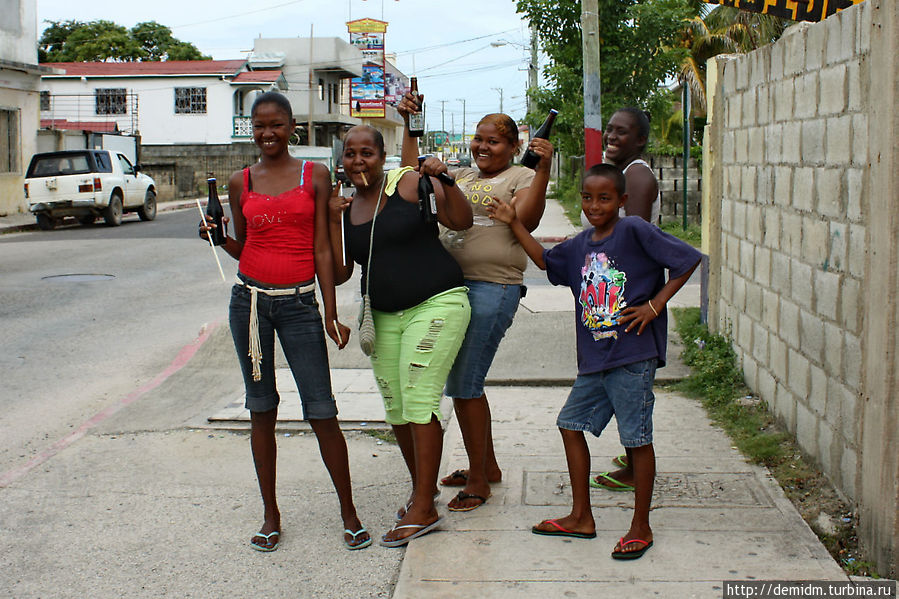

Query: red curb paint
left=0, top=321, right=222, bottom=488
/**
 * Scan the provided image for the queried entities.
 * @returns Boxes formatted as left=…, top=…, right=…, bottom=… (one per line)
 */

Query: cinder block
left=848, top=223, right=866, bottom=274
left=748, top=126, right=764, bottom=162
left=782, top=120, right=801, bottom=163
left=801, top=120, right=826, bottom=165
left=809, top=364, right=829, bottom=418
left=839, top=384, right=859, bottom=445
left=826, top=6, right=855, bottom=65
left=765, top=126, right=782, bottom=164
left=840, top=446, right=857, bottom=500
left=735, top=129, right=749, bottom=164
left=721, top=199, right=734, bottom=234
left=756, top=247, right=773, bottom=288
left=750, top=48, right=769, bottom=89
left=773, top=167, right=793, bottom=206
left=753, top=322, right=769, bottom=363
left=805, top=20, right=826, bottom=71
left=757, top=85, right=771, bottom=127
left=723, top=62, right=737, bottom=97
left=846, top=168, right=864, bottom=223
left=733, top=201, right=747, bottom=238
left=847, top=61, right=863, bottom=112
left=733, top=272, right=747, bottom=312
left=785, top=28, right=807, bottom=76
left=736, top=56, right=750, bottom=91
left=828, top=221, right=848, bottom=273
left=722, top=131, right=735, bottom=164
left=738, top=312, right=753, bottom=349
left=782, top=211, right=803, bottom=258
left=770, top=40, right=785, bottom=81
left=823, top=321, right=843, bottom=376
left=765, top=208, right=782, bottom=250
left=792, top=260, right=814, bottom=310
left=794, top=73, right=818, bottom=119
left=728, top=234, right=742, bottom=271
left=824, top=115, right=852, bottom=167
left=742, top=90, right=757, bottom=127
left=776, top=383, right=797, bottom=432
left=814, top=269, right=841, bottom=322
left=816, top=168, right=844, bottom=219
left=746, top=279, right=763, bottom=320
left=758, top=369, right=777, bottom=406
left=757, top=166, right=775, bottom=205
left=746, top=203, right=763, bottom=244
left=795, top=399, right=818, bottom=455
left=819, top=65, right=847, bottom=115
left=780, top=297, right=801, bottom=348
left=840, top=275, right=859, bottom=333
left=742, top=166, right=757, bottom=206
left=762, top=286, right=779, bottom=326
left=856, top=0, right=870, bottom=55
left=799, top=309, right=824, bottom=363
left=774, top=79, right=796, bottom=123
left=771, top=337, right=789, bottom=381
left=720, top=268, right=734, bottom=304
left=792, top=167, right=815, bottom=212
left=742, top=353, right=758, bottom=390
left=772, top=252, right=792, bottom=297
left=842, top=332, right=861, bottom=389
left=801, top=216, right=829, bottom=265
left=851, top=114, right=867, bottom=166
left=817, top=420, right=835, bottom=475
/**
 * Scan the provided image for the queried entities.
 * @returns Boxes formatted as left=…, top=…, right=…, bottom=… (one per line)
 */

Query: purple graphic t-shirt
left=543, top=217, right=702, bottom=375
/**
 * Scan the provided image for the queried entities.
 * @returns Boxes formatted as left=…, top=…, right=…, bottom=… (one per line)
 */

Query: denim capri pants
left=444, top=279, right=521, bottom=399
left=229, top=279, right=337, bottom=419
left=370, top=287, right=470, bottom=425
left=556, top=358, right=657, bottom=447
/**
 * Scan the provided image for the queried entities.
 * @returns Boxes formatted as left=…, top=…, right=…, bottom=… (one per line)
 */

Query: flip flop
left=440, top=469, right=469, bottom=486
left=447, top=490, right=490, bottom=512
left=250, top=530, right=281, bottom=552
left=344, top=526, right=372, bottom=551
left=612, top=454, right=628, bottom=468
left=589, top=471, right=635, bottom=492
left=379, top=517, right=444, bottom=548
left=611, top=537, right=653, bottom=560
left=395, top=491, right=441, bottom=521
left=531, top=519, right=596, bottom=539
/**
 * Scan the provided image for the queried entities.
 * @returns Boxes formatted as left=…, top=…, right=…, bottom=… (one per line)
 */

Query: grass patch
left=671, top=307, right=880, bottom=578
left=363, top=428, right=397, bottom=444
left=550, top=173, right=583, bottom=226
left=660, top=220, right=702, bottom=248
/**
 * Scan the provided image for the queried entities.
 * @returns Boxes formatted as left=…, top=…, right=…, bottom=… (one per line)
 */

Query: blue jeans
left=444, top=279, right=521, bottom=399
left=556, top=359, right=657, bottom=447
left=229, top=281, right=337, bottom=419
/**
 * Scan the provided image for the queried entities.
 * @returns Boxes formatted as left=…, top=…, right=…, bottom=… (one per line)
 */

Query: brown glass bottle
left=408, top=77, right=425, bottom=138
left=206, top=178, right=226, bottom=246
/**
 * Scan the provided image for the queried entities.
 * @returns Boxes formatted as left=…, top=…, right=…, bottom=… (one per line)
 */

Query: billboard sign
left=348, top=19, right=388, bottom=118
left=700, top=0, right=865, bottom=22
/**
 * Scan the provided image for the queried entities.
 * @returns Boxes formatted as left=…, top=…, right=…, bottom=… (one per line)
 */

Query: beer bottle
left=520, top=109, right=558, bottom=169
left=206, top=177, right=226, bottom=246
left=417, top=155, right=437, bottom=225
left=408, top=77, right=425, bottom=138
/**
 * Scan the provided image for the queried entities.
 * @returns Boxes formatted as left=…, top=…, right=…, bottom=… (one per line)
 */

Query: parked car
left=24, top=149, right=157, bottom=229
left=456, top=155, right=472, bottom=167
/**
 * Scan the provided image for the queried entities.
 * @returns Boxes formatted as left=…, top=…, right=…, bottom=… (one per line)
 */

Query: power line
left=172, top=0, right=312, bottom=29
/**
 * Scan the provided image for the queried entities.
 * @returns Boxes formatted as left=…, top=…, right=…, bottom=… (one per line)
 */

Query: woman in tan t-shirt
left=399, top=94, right=553, bottom=511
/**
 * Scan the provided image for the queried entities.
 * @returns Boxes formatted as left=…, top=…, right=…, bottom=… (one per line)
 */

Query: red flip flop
left=531, top=519, right=596, bottom=539
left=611, top=537, right=653, bottom=560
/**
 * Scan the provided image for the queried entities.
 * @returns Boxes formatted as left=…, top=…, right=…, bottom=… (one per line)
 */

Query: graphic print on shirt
left=579, top=251, right=627, bottom=340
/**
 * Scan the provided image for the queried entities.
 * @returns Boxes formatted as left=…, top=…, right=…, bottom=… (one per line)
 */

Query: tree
left=516, top=0, right=697, bottom=162
left=39, top=19, right=210, bottom=63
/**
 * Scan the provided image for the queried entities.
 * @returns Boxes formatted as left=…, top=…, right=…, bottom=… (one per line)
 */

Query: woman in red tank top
left=201, top=92, right=369, bottom=552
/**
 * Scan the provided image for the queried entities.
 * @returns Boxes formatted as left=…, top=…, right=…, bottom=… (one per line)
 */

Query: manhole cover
left=42, top=273, right=115, bottom=282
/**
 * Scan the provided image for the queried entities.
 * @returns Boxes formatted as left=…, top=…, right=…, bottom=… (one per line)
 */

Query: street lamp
left=490, top=37, right=537, bottom=115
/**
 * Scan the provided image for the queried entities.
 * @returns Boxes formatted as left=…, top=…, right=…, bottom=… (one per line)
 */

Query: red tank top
left=238, top=161, right=316, bottom=285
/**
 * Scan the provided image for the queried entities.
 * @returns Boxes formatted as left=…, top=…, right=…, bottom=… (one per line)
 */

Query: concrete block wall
left=705, top=0, right=899, bottom=577
left=139, top=144, right=260, bottom=201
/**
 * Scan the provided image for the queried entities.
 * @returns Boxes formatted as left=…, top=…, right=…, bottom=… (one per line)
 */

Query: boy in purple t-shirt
left=488, top=163, right=701, bottom=560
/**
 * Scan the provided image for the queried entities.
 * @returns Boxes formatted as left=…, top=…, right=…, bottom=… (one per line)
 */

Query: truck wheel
left=77, top=215, right=96, bottom=226
left=103, top=193, right=123, bottom=227
left=138, top=190, right=157, bottom=221
left=36, top=214, right=56, bottom=230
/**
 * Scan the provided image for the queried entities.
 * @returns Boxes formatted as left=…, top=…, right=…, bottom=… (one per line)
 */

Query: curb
left=0, top=201, right=198, bottom=235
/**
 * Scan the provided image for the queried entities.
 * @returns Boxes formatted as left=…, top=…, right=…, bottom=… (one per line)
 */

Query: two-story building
left=0, top=0, right=55, bottom=215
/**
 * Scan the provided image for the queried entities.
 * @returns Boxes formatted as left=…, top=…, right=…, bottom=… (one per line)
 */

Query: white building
left=0, top=0, right=55, bottom=215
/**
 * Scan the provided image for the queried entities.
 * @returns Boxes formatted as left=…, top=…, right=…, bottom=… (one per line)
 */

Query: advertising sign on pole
left=348, top=18, right=388, bottom=118
left=700, top=0, right=865, bottom=22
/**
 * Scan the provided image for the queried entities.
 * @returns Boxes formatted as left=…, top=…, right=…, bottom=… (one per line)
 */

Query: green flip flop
left=589, top=471, right=635, bottom=492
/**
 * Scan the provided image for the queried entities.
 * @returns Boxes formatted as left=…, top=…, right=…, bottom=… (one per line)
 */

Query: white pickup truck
left=24, top=149, right=157, bottom=229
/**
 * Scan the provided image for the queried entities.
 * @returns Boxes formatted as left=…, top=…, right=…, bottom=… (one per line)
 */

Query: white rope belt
left=235, top=276, right=316, bottom=381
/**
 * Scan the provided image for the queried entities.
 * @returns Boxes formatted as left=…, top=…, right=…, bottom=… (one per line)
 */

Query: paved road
left=0, top=209, right=232, bottom=473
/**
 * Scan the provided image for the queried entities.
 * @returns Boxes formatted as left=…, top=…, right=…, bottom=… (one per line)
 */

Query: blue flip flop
left=344, top=526, right=372, bottom=550
left=250, top=530, right=281, bottom=552
left=589, top=471, right=635, bottom=491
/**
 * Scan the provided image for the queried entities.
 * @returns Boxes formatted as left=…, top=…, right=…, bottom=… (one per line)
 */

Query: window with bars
left=40, top=91, right=51, bottom=112
left=95, top=88, right=127, bottom=115
left=174, top=87, right=207, bottom=114
left=0, top=108, right=19, bottom=174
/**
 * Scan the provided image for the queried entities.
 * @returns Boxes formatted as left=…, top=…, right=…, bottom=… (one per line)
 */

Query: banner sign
left=348, top=19, right=388, bottom=118
left=701, top=0, right=865, bottom=22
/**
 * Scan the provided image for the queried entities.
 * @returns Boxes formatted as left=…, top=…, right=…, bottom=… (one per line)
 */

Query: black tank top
left=345, top=190, right=463, bottom=312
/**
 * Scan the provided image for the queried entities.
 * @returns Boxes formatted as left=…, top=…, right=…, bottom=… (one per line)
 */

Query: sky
left=36, top=0, right=540, bottom=135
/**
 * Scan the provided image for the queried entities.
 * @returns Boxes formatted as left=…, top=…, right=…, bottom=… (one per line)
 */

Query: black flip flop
left=447, top=490, right=489, bottom=512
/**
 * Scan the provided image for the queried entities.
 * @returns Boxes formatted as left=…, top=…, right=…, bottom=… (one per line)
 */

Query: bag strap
left=363, top=176, right=387, bottom=298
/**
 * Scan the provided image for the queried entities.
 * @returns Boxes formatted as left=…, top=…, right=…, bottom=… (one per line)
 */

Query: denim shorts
left=556, top=359, right=657, bottom=447
left=370, top=287, right=470, bottom=425
left=229, top=280, right=337, bottom=419
left=444, top=279, right=521, bottom=399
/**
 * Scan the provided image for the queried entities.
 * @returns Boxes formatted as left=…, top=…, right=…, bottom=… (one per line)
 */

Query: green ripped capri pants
left=370, top=287, right=471, bottom=425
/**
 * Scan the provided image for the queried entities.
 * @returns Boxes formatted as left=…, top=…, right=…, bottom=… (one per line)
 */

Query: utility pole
left=457, top=98, right=466, bottom=151
left=582, top=0, right=601, bottom=168
left=440, top=100, right=446, bottom=135
left=308, top=24, right=316, bottom=146
left=528, top=24, right=539, bottom=116
left=492, top=88, right=504, bottom=113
